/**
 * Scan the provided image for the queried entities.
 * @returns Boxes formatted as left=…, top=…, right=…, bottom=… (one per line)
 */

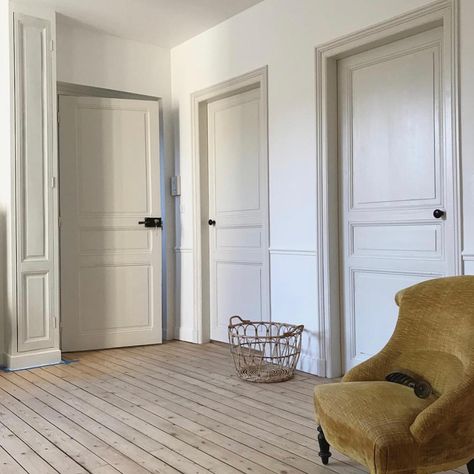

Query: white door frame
left=190, top=67, right=269, bottom=343
left=315, top=0, right=461, bottom=378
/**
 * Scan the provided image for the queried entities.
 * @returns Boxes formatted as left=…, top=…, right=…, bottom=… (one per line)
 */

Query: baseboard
left=174, top=325, right=198, bottom=343
left=4, top=348, right=62, bottom=371
left=298, top=353, right=326, bottom=377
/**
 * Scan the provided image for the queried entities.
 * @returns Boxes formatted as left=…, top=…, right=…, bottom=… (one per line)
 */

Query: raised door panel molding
left=18, top=272, right=51, bottom=352
left=351, top=223, right=442, bottom=258
left=79, top=228, right=151, bottom=254
left=78, top=264, right=153, bottom=334
left=77, top=106, right=152, bottom=216
left=346, top=269, right=440, bottom=368
left=14, top=13, right=56, bottom=354
left=15, top=14, right=52, bottom=261
left=348, top=40, right=442, bottom=210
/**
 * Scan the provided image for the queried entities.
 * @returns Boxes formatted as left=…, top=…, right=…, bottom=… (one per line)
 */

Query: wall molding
left=315, top=0, right=460, bottom=378
left=174, top=247, right=192, bottom=254
left=269, top=248, right=316, bottom=257
left=461, top=253, right=474, bottom=261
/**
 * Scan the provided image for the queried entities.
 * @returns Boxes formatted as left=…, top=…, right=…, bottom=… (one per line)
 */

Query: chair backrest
left=388, top=276, right=474, bottom=395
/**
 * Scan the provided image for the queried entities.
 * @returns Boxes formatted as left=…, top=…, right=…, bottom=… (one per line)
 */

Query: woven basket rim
left=228, top=318, right=304, bottom=340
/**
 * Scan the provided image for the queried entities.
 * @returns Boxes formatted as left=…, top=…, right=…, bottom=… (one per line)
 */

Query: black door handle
left=138, top=217, right=162, bottom=228
left=208, top=219, right=216, bottom=226
left=433, top=209, right=445, bottom=219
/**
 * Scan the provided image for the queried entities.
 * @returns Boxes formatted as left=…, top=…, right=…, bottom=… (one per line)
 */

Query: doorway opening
left=57, top=83, right=166, bottom=352
left=190, top=67, right=270, bottom=343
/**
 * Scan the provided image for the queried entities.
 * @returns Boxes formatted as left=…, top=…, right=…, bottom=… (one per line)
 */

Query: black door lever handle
left=138, top=217, right=162, bottom=228
left=208, top=219, right=216, bottom=226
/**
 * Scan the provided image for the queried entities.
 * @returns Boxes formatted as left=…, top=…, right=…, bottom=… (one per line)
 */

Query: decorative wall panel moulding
left=269, top=248, right=317, bottom=256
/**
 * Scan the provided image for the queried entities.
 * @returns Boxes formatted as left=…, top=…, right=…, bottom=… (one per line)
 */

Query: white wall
left=56, top=22, right=176, bottom=338
left=0, top=0, right=12, bottom=359
left=170, top=0, right=473, bottom=375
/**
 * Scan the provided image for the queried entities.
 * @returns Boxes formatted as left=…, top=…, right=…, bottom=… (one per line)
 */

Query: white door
left=338, top=27, right=456, bottom=371
left=207, top=88, right=269, bottom=342
left=59, top=96, right=162, bottom=352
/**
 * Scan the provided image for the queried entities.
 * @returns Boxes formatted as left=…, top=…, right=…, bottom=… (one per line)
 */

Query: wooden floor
left=0, top=341, right=468, bottom=474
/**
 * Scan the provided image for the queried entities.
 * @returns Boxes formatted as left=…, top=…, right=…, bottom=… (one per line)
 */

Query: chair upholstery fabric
left=313, top=276, right=474, bottom=474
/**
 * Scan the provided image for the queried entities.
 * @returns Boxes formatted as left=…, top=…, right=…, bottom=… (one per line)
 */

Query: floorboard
left=0, top=341, right=464, bottom=473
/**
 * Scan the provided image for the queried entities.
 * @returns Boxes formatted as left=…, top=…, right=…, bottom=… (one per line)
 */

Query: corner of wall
left=0, top=0, right=14, bottom=362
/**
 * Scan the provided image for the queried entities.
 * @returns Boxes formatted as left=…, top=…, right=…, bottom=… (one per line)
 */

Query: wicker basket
left=228, top=316, right=304, bottom=383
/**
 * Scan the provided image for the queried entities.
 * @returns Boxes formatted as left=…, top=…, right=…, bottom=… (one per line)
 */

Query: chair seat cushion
left=314, top=381, right=433, bottom=474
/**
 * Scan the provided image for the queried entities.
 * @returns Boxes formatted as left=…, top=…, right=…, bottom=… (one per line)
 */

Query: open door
left=59, top=96, right=162, bottom=351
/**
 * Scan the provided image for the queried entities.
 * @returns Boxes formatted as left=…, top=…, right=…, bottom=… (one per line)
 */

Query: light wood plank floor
left=0, top=341, right=468, bottom=474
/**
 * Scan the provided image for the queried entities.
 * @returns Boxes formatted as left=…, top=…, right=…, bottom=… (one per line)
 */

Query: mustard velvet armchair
left=313, top=276, right=474, bottom=474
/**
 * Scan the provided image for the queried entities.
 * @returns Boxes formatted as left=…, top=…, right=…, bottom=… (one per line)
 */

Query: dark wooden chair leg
left=467, top=459, right=474, bottom=474
left=317, top=425, right=332, bottom=465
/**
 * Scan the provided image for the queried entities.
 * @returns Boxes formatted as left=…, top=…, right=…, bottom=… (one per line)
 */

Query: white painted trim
left=269, top=249, right=317, bottom=257
left=461, top=253, right=474, bottom=261
left=315, top=0, right=460, bottom=378
left=6, top=1, right=60, bottom=368
left=5, top=348, right=61, bottom=371
left=298, top=354, right=326, bottom=377
left=173, top=324, right=198, bottom=343
left=174, top=247, right=192, bottom=254
left=189, top=67, right=269, bottom=344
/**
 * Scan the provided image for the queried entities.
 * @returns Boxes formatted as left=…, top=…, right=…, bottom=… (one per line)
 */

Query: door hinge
left=52, top=316, right=58, bottom=328
left=50, top=39, right=55, bottom=51
left=58, top=216, right=62, bottom=228
left=57, top=111, right=60, bottom=126
left=51, top=176, right=57, bottom=189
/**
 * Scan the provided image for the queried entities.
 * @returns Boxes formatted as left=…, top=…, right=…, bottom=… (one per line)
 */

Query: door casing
left=189, top=67, right=270, bottom=344
left=315, top=0, right=460, bottom=378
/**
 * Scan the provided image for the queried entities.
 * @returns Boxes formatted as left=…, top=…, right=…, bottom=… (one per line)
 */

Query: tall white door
left=338, top=27, right=456, bottom=371
left=59, top=96, right=162, bottom=352
left=207, top=88, right=269, bottom=342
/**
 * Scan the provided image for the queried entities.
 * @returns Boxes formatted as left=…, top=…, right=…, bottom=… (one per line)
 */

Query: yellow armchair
left=313, top=276, right=474, bottom=474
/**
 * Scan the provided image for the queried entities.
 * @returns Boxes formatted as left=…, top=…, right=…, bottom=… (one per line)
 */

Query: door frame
left=315, top=0, right=461, bottom=378
left=189, top=67, right=270, bottom=343
left=56, top=82, right=167, bottom=349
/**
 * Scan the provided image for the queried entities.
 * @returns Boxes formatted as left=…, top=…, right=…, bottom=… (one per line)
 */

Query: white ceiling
left=34, top=0, right=264, bottom=48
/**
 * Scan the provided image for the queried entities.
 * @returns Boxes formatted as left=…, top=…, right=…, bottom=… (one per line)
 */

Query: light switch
left=171, top=176, right=181, bottom=196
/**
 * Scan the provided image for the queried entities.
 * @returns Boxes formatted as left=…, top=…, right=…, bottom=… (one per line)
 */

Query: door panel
left=208, top=88, right=269, bottom=342
left=78, top=265, right=153, bottom=331
left=60, top=96, right=162, bottom=352
left=77, top=107, right=151, bottom=214
left=349, top=271, right=428, bottom=362
left=339, top=27, right=454, bottom=371
left=216, top=263, right=263, bottom=323
left=351, top=48, right=440, bottom=207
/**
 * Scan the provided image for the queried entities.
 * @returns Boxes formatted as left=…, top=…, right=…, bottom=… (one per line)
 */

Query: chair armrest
left=342, top=351, right=394, bottom=382
left=410, top=378, right=474, bottom=444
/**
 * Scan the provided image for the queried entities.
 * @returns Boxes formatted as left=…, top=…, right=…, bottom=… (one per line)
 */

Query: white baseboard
left=174, top=325, right=198, bottom=343
left=298, top=354, right=326, bottom=377
left=4, top=349, right=62, bottom=371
